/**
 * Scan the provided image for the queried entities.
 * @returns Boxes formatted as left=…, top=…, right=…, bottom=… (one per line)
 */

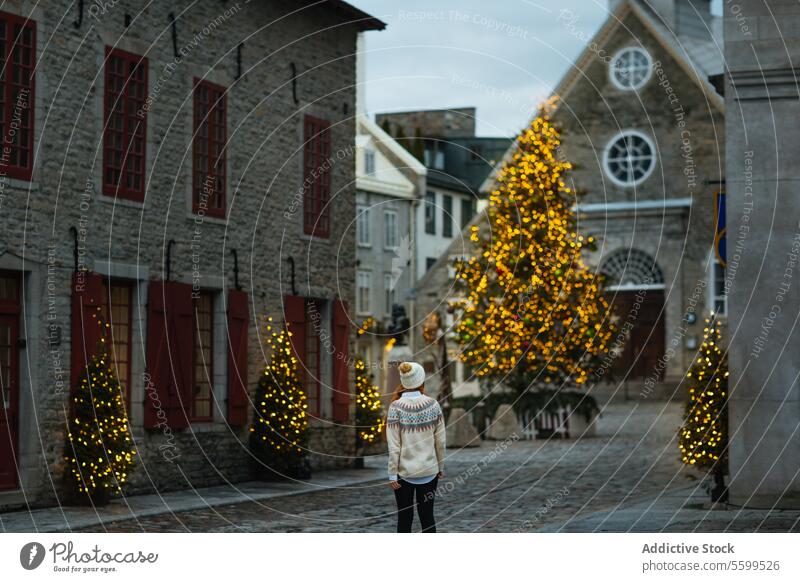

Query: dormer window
left=424, top=140, right=445, bottom=170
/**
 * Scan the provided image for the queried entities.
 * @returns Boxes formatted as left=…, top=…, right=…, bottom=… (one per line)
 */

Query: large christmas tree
left=679, top=316, right=729, bottom=500
left=65, top=340, right=137, bottom=504
left=454, top=109, right=614, bottom=391
left=250, top=318, right=310, bottom=479
left=354, top=357, right=383, bottom=447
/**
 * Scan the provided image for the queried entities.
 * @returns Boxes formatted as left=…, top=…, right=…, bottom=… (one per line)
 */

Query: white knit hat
left=398, top=361, right=426, bottom=389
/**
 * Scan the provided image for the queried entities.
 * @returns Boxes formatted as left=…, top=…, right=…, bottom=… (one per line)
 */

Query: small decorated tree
left=678, top=315, right=729, bottom=502
left=355, top=357, right=383, bottom=448
left=250, top=318, right=310, bottom=479
left=65, top=341, right=137, bottom=505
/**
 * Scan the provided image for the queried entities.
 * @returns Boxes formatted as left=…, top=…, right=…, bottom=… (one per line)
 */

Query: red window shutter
left=144, top=281, right=193, bottom=429
left=70, top=272, right=104, bottom=387
left=169, top=282, right=194, bottom=427
left=331, top=299, right=350, bottom=422
left=144, top=281, right=169, bottom=429
left=226, top=289, right=249, bottom=426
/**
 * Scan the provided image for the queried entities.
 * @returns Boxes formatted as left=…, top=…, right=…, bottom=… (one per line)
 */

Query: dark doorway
left=607, top=289, right=666, bottom=380
left=0, top=271, right=21, bottom=490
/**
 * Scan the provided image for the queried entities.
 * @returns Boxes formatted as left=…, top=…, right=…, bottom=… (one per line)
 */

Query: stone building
left=724, top=0, right=800, bottom=508
left=375, top=108, right=510, bottom=280
left=416, top=0, right=727, bottom=401
left=0, top=0, right=383, bottom=509
left=354, top=113, right=426, bottom=393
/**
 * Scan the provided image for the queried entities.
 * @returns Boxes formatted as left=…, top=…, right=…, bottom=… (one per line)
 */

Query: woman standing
left=387, top=362, right=446, bottom=533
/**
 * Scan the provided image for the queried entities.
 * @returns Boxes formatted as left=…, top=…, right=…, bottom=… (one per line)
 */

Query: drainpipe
left=408, top=195, right=419, bottom=353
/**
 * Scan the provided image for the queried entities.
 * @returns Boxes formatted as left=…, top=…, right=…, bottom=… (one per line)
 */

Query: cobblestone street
left=64, top=402, right=795, bottom=533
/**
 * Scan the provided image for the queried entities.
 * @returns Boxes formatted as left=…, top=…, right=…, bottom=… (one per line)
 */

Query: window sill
left=188, top=421, right=220, bottom=432
left=188, top=212, right=229, bottom=226
left=300, top=233, right=331, bottom=245
left=98, top=193, right=146, bottom=210
left=357, top=243, right=372, bottom=249
left=1, top=177, right=39, bottom=191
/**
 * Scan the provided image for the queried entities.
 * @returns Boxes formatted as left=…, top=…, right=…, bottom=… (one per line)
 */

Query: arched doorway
left=601, top=249, right=666, bottom=381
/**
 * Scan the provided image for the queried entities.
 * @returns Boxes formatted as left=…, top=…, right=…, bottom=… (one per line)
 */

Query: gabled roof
left=309, top=0, right=386, bottom=31
left=554, top=0, right=723, bottom=112
left=480, top=0, right=724, bottom=194
left=356, top=114, right=426, bottom=200
left=357, top=114, right=427, bottom=174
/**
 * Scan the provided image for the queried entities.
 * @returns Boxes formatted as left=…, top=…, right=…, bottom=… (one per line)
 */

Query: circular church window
left=610, top=46, right=652, bottom=90
left=604, top=131, right=656, bottom=187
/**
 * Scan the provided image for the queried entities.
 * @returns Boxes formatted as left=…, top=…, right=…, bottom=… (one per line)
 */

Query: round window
left=604, top=131, right=656, bottom=186
left=610, top=47, right=652, bottom=90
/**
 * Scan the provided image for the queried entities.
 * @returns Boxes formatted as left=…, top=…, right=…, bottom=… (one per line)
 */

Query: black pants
left=393, top=477, right=438, bottom=533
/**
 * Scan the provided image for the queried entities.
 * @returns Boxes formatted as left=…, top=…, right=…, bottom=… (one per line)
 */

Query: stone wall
left=376, top=108, right=477, bottom=139
left=0, top=0, right=362, bottom=508
left=553, top=9, right=725, bottom=380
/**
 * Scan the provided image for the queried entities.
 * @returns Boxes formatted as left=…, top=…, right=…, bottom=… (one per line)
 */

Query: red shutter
left=169, top=282, right=194, bottom=427
left=144, top=281, right=168, bottom=429
left=332, top=299, right=350, bottom=422
left=226, top=289, right=249, bottom=426
left=144, top=281, right=193, bottom=430
left=71, top=271, right=104, bottom=387
left=284, top=295, right=306, bottom=368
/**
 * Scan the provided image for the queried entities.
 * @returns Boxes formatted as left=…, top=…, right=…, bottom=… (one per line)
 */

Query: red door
left=608, top=290, right=666, bottom=380
left=0, top=272, right=21, bottom=490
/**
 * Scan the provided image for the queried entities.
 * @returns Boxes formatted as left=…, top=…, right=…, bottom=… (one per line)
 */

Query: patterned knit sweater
left=387, top=393, right=446, bottom=480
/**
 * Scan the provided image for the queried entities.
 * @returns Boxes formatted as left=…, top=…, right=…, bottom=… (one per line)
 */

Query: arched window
left=601, top=249, right=664, bottom=290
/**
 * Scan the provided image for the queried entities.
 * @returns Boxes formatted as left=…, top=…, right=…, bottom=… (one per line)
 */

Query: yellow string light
left=454, top=107, right=615, bottom=387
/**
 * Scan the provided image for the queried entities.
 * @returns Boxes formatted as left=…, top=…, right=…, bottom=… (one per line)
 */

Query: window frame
left=100, top=279, right=134, bottom=408
left=191, top=289, right=215, bottom=422
left=304, top=298, right=322, bottom=417
left=302, top=115, right=332, bottom=238
left=603, top=130, right=656, bottom=188
left=356, top=270, right=371, bottom=315
left=364, top=148, right=375, bottom=175
left=460, top=197, right=474, bottom=230
left=424, top=140, right=445, bottom=170
left=442, top=194, right=453, bottom=238
left=709, top=257, right=728, bottom=317
left=356, top=204, right=371, bottom=247
left=102, top=47, right=148, bottom=202
left=424, top=191, right=436, bottom=235
left=609, top=46, right=653, bottom=91
left=0, top=11, right=36, bottom=182
left=384, top=272, right=394, bottom=316
left=192, top=78, right=227, bottom=219
left=384, top=209, right=398, bottom=249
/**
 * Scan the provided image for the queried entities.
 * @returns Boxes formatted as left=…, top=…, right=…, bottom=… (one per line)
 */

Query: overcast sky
left=353, top=0, right=724, bottom=137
